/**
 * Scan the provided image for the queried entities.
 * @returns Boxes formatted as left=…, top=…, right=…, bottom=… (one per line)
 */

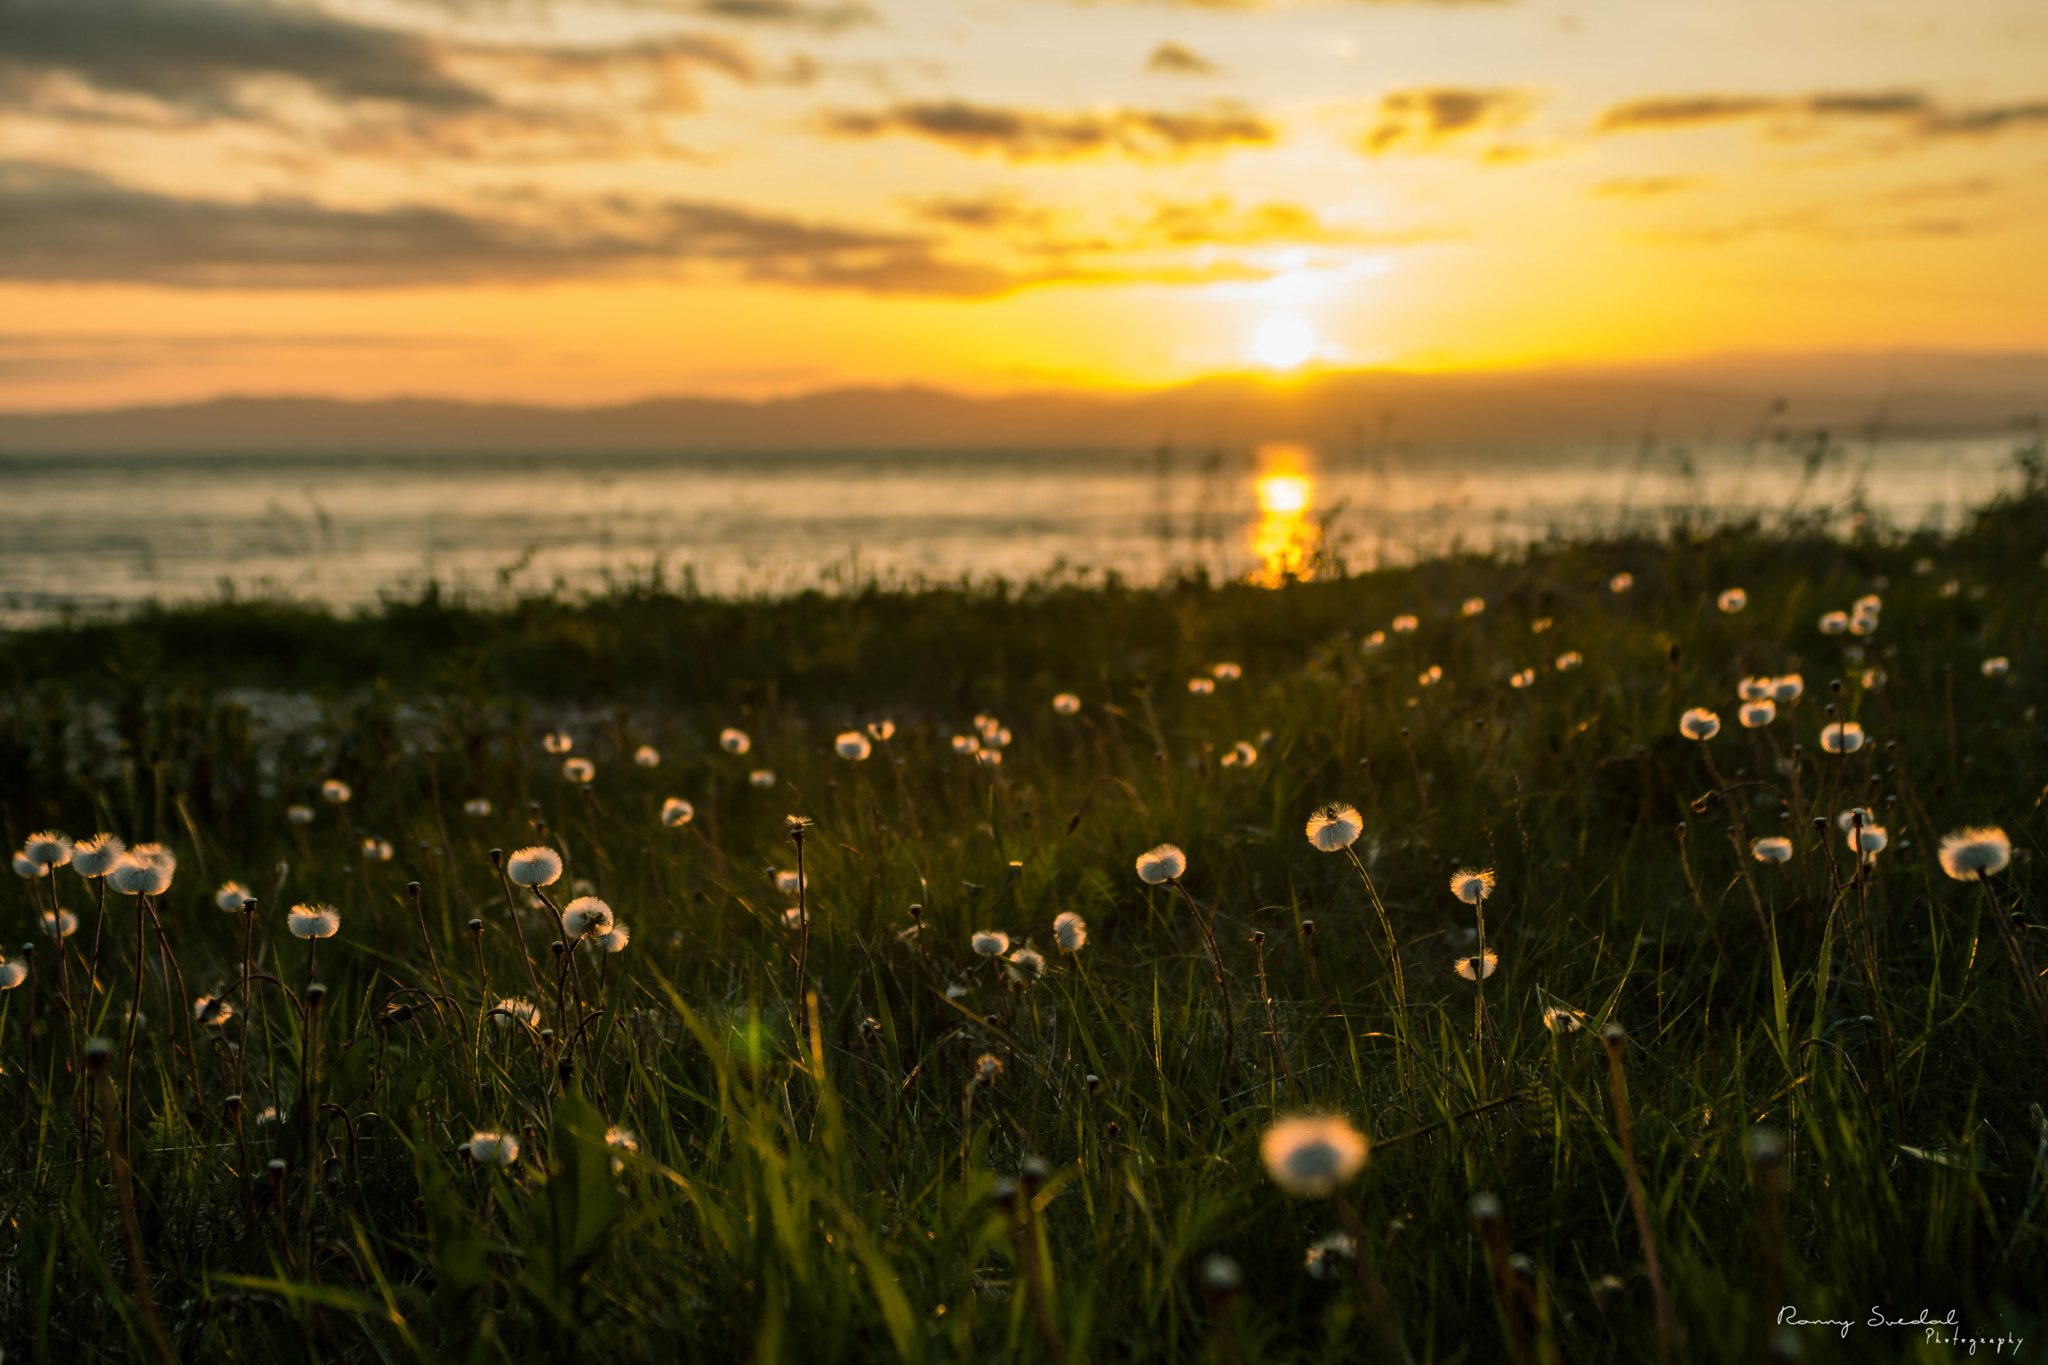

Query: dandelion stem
left=1171, top=879, right=1235, bottom=1063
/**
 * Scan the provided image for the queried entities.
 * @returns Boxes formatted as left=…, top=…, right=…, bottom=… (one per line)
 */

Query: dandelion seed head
left=361, top=838, right=393, bottom=861
left=1305, top=802, right=1364, bottom=852
left=321, top=779, right=352, bottom=804
left=1363, top=630, right=1387, bottom=650
left=542, top=732, right=573, bottom=754
left=971, top=930, right=1010, bottom=957
left=835, top=731, right=873, bottom=761
left=1846, top=823, right=1889, bottom=857
left=1751, top=837, right=1794, bottom=864
left=108, top=852, right=172, bottom=896
left=286, top=804, right=314, bottom=824
left=1609, top=572, right=1634, bottom=594
left=1938, top=827, right=2011, bottom=880
left=1555, top=651, right=1583, bottom=671
left=1820, top=722, right=1866, bottom=754
left=22, top=831, right=72, bottom=868
left=1531, top=617, right=1552, bottom=633
left=1260, top=1115, right=1368, bottom=1197
left=561, top=896, right=615, bottom=940
left=1771, top=673, right=1805, bottom=703
left=1188, top=677, right=1216, bottom=695
left=1510, top=668, right=1536, bottom=689
left=1818, top=611, right=1849, bottom=636
left=660, top=797, right=694, bottom=827
left=1052, top=693, right=1082, bottom=715
left=594, top=922, right=632, bottom=953
left=868, top=719, right=897, bottom=740
left=506, top=846, right=563, bottom=887
left=72, top=833, right=127, bottom=878
left=975, top=1052, right=1004, bottom=1085
left=1718, top=588, right=1747, bottom=613
left=1739, top=676, right=1774, bottom=701
left=1054, top=911, right=1088, bottom=953
left=493, top=998, right=540, bottom=1028
left=1542, top=1006, right=1581, bottom=1033
left=41, top=909, right=77, bottom=939
left=561, top=758, right=595, bottom=784
left=1983, top=657, right=2011, bottom=678
left=468, top=1131, right=519, bottom=1167
left=1449, top=867, right=1496, bottom=904
left=464, top=797, right=492, bottom=817
left=194, top=994, right=234, bottom=1025
left=0, top=961, right=26, bottom=990
left=287, top=904, right=340, bottom=939
left=1222, top=740, right=1259, bottom=767
left=1454, top=951, right=1500, bottom=981
left=719, top=728, right=753, bottom=755
left=1135, top=844, right=1187, bottom=884
left=748, top=768, right=776, bottom=788
left=215, top=881, right=252, bottom=912
left=1739, top=700, right=1777, bottom=728
left=1007, top=947, right=1046, bottom=981
left=1303, top=1231, right=1357, bottom=1280
left=1679, top=707, right=1722, bottom=741
left=634, top=745, right=661, bottom=768
left=1391, top=614, right=1418, bottom=633
left=13, top=853, right=45, bottom=879
left=1212, top=662, right=1242, bottom=681
left=1461, top=597, right=1486, bottom=617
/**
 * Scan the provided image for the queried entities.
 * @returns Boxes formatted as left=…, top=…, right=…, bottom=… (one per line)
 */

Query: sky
left=2, top=0, right=2045, bottom=409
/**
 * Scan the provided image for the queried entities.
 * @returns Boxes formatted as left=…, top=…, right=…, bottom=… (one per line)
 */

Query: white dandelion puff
left=1983, top=657, right=2011, bottom=678
left=1449, top=868, right=1496, bottom=905
left=1305, top=803, right=1364, bottom=852
left=1679, top=708, right=1722, bottom=741
left=1739, top=676, right=1774, bottom=701
left=1718, top=588, right=1747, bottom=614
left=720, top=728, right=752, bottom=754
left=463, top=797, right=492, bottom=817
left=562, top=758, right=595, bottom=784
left=1454, top=951, right=1500, bottom=981
left=1609, top=572, right=1634, bottom=594
left=41, top=909, right=78, bottom=939
left=1053, top=912, right=1088, bottom=953
left=321, top=779, right=352, bottom=804
left=72, top=833, right=126, bottom=878
left=492, top=998, right=541, bottom=1028
left=748, top=769, right=775, bottom=788
left=287, top=904, right=340, bottom=939
left=543, top=732, right=573, bottom=754
left=22, top=832, right=73, bottom=869
left=1260, top=1115, right=1368, bottom=1197
left=1391, top=614, right=1418, bottom=633
left=561, top=896, right=615, bottom=940
left=1461, top=597, right=1486, bottom=617
left=1938, top=827, right=2011, bottom=880
left=216, top=881, right=252, bottom=912
left=506, top=846, right=563, bottom=888
left=1135, top=844, right=1187, bottom=884
left=467, top=1131, right=520, bottom=1167
left=1820, top=722, right=1866, bottom=754
left=867, top=719, right=897, bottom=740
left=1052, top=693, right=1082, bottom=715
left=1771, top=674, right=1805, bottom=703
left=634, top=745, right=661, bottom=768
left=1751, top=837, right=1794, bottom=864
left=1188, top=677, right=1216, bottom=695
left=1555, top=652, right=1583, bottom=671
left=286, top=805, right=315, bottom=825
left=971, top=930, right=1010, bottom=957
left=1818, top=611, right=1849, bottom=636
left=660, top=797, right=694, bottom=827
left=1739, top=700, right=1777, bottom=728
left=835, top=731, right=873, bottom=761
left=1212, top=662, right=1242, bottom=681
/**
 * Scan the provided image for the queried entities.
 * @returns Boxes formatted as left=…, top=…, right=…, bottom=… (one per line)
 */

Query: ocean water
left=0, top=434, right=2025, bottom=622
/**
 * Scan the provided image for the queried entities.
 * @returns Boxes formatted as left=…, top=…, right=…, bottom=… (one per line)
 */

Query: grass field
left=2, top=457, right=2046, bottom=1363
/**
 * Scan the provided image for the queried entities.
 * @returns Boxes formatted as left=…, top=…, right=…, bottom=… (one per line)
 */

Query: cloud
left=1595, top=89, right=2048, bottom=141
left=688, top=0, right=874, bottom=27
left=0, top=0, right=485, bottom=112
left=0, top=159, right=1053, bottom=295
left=1147, top=42, right=1219, bottom=76
left=1589, top=176, right=1704, bottom=199
left=823, top=99, right=1276, bottom=160
left=1357, top=87, right=1536, bottom=154
left=1134, top=197, right=1444, bottom=247
left=910, top=195, right=1059, bottom=232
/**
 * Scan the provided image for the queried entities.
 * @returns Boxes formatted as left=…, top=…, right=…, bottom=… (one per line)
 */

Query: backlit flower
left=1260, top=1115, right=1368, bottom=1197
left=216, top=881, right=252, bottom=911
left=1392, top=614, right=1418, bottom=633
left=748, top=769, right=775, bottom=788
left=22, top=832, right=72, bottom=869
left=1542, top=1006, right=1581, bottom=1033
left=1937, top=827, right=2010, bottom=880
left=288, top=904, right=340, bottom=939
left=506, top=846, right=563, bottom=888
left=1135, top=844, right=1187, bottom=884
left=1510, top=668, right=1536, bottom=689
left=975, top=1053, right=1004, bottom=1085
left=1188, top=677, right=1216, bottom=695
left=1845, top=823, right=1888, bottom=859
left=1053, top=912, right=1088, bottom=953
left=1053, top=693, right=1082, bottom=715
left=1418, top=665, right=1442, bottom=686
left=1555, top=652, right=1583, bottom=671
left=660, top=797, right=694, bottom=827
left=952, top=734, right=980, bottom=754
left=1679, top=708, right=1721, bottom=741
left=1718, top=588, right=1747, bottom=613
left=634, top=745, right=661, bottom=767
left=41, top=909, right=77, bottom=939
left=1739, top=700, right=1776, bottom=728
left=1304, top=1232, right=1357, bottom=1280
left=1820, top=722, right=1866, bottom=754
left=972, top=930, right=1010, bottom=957
left=108, top=853, right=172, bottom=896
left=836, top=731, right=873, bottom=761
left=1305, top=802, right=1364, bottom=852
left=492, top=998, right=541, bottom=1028
left=868, top=719, right=897, bottom=740
left=1220, top=740, right=1259, bottom=767
left=321, top=779, right=351, bottom=804
left=1462, top=597, right=1486, bottom=617
left=1454, top=951, right=1500, bottom=981
left=1818, top=611, right=1849, bottom=635
left=1363, top=631, right=1386, bottom=650
left=467, top=1131, right=519, bottom=1167
left=775, top=870, right=801, bottom=895
left=464, top=797, right=492, bottom=816
left=0, top=961, right=26, bottom=990
left=1983, top=657, right=2011, bottom=678
left=562, top=758, right=595, bottom=783
left=287, top=805, right=314, bottom=824
left=13, top=854, right=44, bottom=879
left=561, top=896, right=615, bottom=940
left=543, top=732, right=573, bottom=754
left=1770, top=674, right=1804, bottom=703
left=1449, top=868, right=1496, bottom=904
left=194, top=994, right=234, bottom=1025
left=1751, top=837, right=1794, bottom=863
left=1739, top=676, right=1773, bottom=701
left=720, top=728, right=752, bottom=754
left=72, top=833, right=126, bottom=878
left=1609, top=573, right=1634, bottom=594
left=361, top=838, right=393, bottom=861
left=1213, top=662, right=1242, bottom=681
left=1007, top=947, right=1046, bottom=981
left=593, top=923, right=631, bottom=953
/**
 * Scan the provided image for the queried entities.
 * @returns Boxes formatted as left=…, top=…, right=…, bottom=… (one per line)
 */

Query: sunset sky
left=3, top=0, right=2045, bottom=409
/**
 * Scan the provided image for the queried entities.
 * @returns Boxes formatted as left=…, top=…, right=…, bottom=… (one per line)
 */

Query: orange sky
left=3, top=0, right=2045, bottom=409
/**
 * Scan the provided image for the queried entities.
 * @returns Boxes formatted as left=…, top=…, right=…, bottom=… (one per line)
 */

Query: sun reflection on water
left=1251, top=443, right=1317, bottom=586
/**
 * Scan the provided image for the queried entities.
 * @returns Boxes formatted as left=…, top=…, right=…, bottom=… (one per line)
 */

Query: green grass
left=2, top=469, right=2047, bottom=1363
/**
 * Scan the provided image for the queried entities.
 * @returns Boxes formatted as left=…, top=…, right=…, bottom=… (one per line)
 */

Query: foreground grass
left=1, top=480, right=2046, bottom=1362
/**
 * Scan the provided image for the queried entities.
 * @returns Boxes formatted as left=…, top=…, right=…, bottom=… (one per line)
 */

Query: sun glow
left=1251, top=315, right=1315, bottom=371
left=1251, top=444, right=1318, bottom=586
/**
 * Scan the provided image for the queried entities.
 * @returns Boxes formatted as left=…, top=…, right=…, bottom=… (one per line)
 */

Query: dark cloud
left=0, top=0, right=485, bottom=112
left=910, top=196, right=1059, bottom=232
left=1595, top=90, right=2048, bottom=140
left=0, top=160, right=1049, bottom=295
left=689, top=0, right=874, bottom=27
left=1359, top=87, right=1535, bottom=154
left=823, top=99, right=1276, bottom=160
left=1147, top=42, right=1219, bottom=76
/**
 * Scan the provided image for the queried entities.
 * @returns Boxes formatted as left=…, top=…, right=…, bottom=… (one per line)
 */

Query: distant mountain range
left=2, top=352, right=2043, bottom=455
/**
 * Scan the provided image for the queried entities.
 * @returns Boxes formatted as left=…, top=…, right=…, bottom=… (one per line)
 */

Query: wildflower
left=1983, top=657, right=2011, bottom=678
left=1053, top=693, right=1082, bottom=715
left=1771, top=674, right=1804, bottom=703
left=1449, top=867, right=1496, bottom=905
left=506, top=846, right=563, bottom=887
left=1053, top=912, right=1088, bottom=953
left=464, top=797, right=492, bottom=816
left=361, top=838, right=394, bottom=861
left=1679, top=708, right=1721, bottom=741
left=492, top=998, right=541, bottom=1028
left=287, top=805, right=314, bottom=824
left=1454, top=951, right=1500, bottom=981
left=1461, top=597, right=1486, bottom=617
left=108, top=853, right=172, bottom=896
left=775, top=870, right=801, bottom=895
left=1135, top=844, right=1187, bottom=884
left=213, top=880, right=252, bottom=911
left=593, top=923, right=631, bottom=953
left=749, top=769, right=776, bottom=788
left=41, top=909, right=78, bottom=939
left=1213, top=662, right=1242, bottom=681
left=1392, top=614, right=1418, bottom=633
left=1739, top=676, right=1773, bottom=701
left=660, top=797, right=694, bottom=827
left=561, top=896, right=615, bottom=940
left=1938, top=827, right=2011, bottom=880
left=1418, top=665, right=1443, bottom=686
left=1007, top=947, right=1046, bottom=981
left=720, top=728, right=752, bottom=754
left=1820, top=722, right=1866, bottom=754
left=1305, top=802, right=1364, bottom=852
left=0, top=960, right=26, bottom=990
left=972, top=930, right=1011, bottom=957
left=868, top=719, right=897, bottom=740
left=1531, top=617, right=1552, bottom=633
left=13, top=853, right=45, bottom=879
left=321, top=779, right=351, bottom=803
left=1609, top=572, right=1634, bottom=594
left=562, top=758, right=595, bottom=784
left=1834, top=807, right=1878, bottom=832
left=1718, top=588, right=1747, bottom=613
left=605, top=1127, right=639, bottom=1153
left=1860, top=667, right=1886, bottom=691
left=1853, top=593, right=1882, bottom=615
left=1555, top=651, right=1583, bottom=671
left=1818, top=611, right=1849, bottom=635
left=1510, top=668, right=1536, bottom=689
left=543, top=732, right=573, bottom=754
left=836, top=731, right=873, bottom=761
left=287, top=904, right=340, bottom=939
left=974, top=1053, right=1003, bottom=1085
left=468, top=1131, right=520, bottom=1167
left=134, top=843, right=176, bottom=874
left=22, top=832, right=73, bottom=869
left=1739, top=700, right=1776, bottom=728
left=1752, top=837, right=1794, bottom=863
left=1362, top=631, right=1387, bottom=650
left=1221, top=740, right=1259, bottom=767
left=634, top=745, right=661, bottom=767
left=1542, top=1006, right=1581, bottom=1033
left=976, top=749, right=1004, bottom=767
left=1940, top=580, right=1961, bottom=598
left=1849, top=612, right=1878, bottom=637
left=1260, top=1115, right=1368, bottom=1197
left=1845, top=823, right=1888, bottom=860
left=1304, top=1231, right=1358, bottom=1281
left=72, top=833, right=126, bottom=878
left=194, top=995, right=234, bottom=1026
left=1189, top=677, right=1216, bottom=695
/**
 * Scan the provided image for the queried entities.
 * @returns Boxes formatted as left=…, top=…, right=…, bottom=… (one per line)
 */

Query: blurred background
left=2, top=0, right=2043, bottom=615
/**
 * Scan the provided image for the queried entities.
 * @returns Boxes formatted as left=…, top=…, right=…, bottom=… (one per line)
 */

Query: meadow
left=1, top=454, right=2046, bottom=1363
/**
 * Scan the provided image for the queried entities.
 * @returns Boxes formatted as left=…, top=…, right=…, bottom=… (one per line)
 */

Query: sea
left=0, top=432, right=2028, bottom=624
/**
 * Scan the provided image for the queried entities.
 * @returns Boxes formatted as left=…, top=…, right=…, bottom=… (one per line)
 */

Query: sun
left=1251, top=315, right=1316, bottom=371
